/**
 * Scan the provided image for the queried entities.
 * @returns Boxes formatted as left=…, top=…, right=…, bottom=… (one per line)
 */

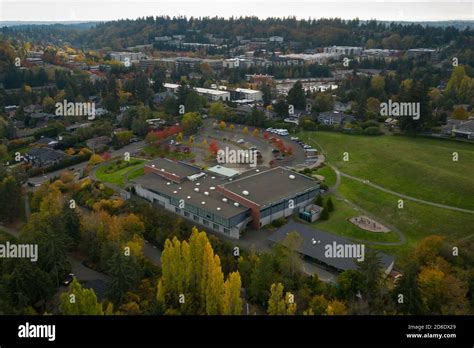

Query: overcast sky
left=1, top=0, right=473, bottom=22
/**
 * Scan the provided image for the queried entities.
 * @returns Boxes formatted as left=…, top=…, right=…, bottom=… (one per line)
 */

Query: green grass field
left=300, top=132, right=474, bottom=210
left=127, top=167, right=145, bottom=182
left=312, top=195, right=401, bottom=244
left=96, top=159, right=146, bottom=187
left=297, top=131, right=474, bottom=259
left=315, top=165, right=337, bottom=188
left=338, top=177, right=474, bottom=259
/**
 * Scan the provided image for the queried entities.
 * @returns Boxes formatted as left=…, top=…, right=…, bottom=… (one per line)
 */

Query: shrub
left=363, top=126, right=383, bottom=136
left=361, top=120, right=380, bottom=129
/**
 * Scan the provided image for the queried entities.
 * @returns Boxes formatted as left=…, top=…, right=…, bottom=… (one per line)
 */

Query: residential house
left=318, top=111, right=355, bottom=126
left=24, top=147, right=66, bottom=167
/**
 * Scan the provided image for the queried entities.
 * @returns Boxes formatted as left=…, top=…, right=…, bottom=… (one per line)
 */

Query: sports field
left=300, top=132, right=474, bottom=210
left=299, top=131, right=474, bottom=257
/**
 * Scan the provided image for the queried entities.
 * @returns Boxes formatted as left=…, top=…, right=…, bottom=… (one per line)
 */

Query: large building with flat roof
left=133, top=158, right=319, bottom=239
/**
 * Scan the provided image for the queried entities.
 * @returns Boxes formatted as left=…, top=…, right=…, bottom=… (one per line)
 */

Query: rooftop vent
left=210, top=186, right=215, bottom=190
left=173, top=190, right=177, bottom=194
left=242, top=190, right=249, bottom=196
left=204, top=191, right=209, bottom=196
left=217, top=207, right=221, bottom=211
left=166, top=182, right=171, bottom=186
left=194, top=188, right=200, bottom=192
left=211, top=176, right=216, bottom=179
left=151, top=164, right=155, bottom=168
left=187, top=196, right=191, bottom=199
left=222, top=198, right=228, bottom=203
left=201, top=201, right=206, bottom=205
left=178, top=187, right=182, bottom=190
left=289, top=175, right=296, bottom=180
left=161, top=168, right=165, bottom=172
left=196, top=182, right=201, bottom=186
left=234, top=202, right=240, bottom=207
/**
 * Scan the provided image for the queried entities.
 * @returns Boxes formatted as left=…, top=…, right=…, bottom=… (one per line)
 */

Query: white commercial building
left=233, top=88, right=263, bottom=102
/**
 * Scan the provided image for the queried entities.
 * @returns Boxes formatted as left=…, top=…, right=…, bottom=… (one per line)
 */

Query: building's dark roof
left=268, top=221, right=395, bottom=272
left=146, top=158, right=202, bottom=179
left=318, top=111, right=354, bottom=121
left=35, top=137, right=57, bottom=145
left=221, top=167, right=318, bottom=207
left=133, top=173, right=249, bottom=219
left=27, top=147, right=65, bottom=161
left=455, top=120, right=474, bottom=133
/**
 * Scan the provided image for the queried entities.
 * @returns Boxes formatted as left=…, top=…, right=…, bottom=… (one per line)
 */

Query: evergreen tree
left=286, top=80, right=306, bottom=109
left=320, top=205, right=329, bottom=220
left=326, top=197, right=334, bottom=212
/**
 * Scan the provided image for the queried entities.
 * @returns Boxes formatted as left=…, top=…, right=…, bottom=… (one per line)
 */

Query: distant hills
left=1, top=19, right=472, bottom=30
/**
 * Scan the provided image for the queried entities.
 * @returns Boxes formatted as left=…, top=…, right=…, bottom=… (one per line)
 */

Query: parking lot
left=194, top=119, right=312, bottom=170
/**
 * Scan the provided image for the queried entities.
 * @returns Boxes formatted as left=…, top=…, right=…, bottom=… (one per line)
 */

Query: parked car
left=237, top=139, right=245, bottom=144
left=63, top=273, right=75, bottom=286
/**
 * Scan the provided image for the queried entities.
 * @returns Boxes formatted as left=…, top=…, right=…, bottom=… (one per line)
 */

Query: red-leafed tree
left=209, top=140, right=219, bottom=154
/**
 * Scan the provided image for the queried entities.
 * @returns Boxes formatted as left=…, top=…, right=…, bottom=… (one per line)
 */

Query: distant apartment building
left=406, top=48, right=439, bottom=61
left=109, top=51, right=146, bottom=64
left=324, top=46, right=363, bottom=56
left=223, top=58, right=240, bottom=69
left=360, top=49, right=403, bottom=62
left=231, top=88, right=263, bottom=102
left=163, top=83, right=230, bottom=101
left=269, top=36, right=284, bottom=43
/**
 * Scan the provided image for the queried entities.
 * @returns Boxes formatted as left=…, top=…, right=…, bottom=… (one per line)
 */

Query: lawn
left=315, top=165, right=337, bottom=188
left=300, top=131, right=474, bottom=210
left=127, top=167, right=145, bottom=182
left=95, top=159, right=146, bottom=187
left=312, top=195, right=401, bottom=244
left=338, top=178, right=474, bottom=259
